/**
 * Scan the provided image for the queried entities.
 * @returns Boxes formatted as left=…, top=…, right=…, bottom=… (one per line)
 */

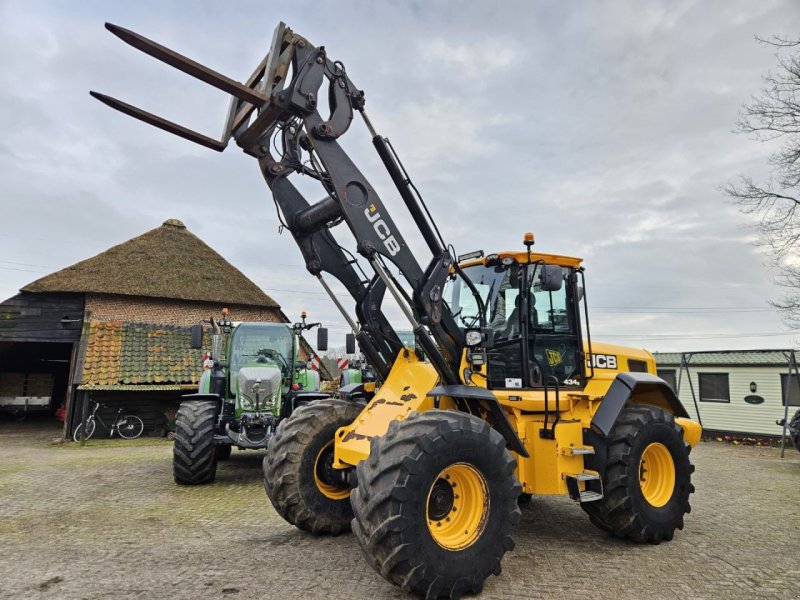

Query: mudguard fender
left=427, top=384, right=529, bottom=457
left=180, top=393, right=224, bottom=412
left=592, top=372, right=689, bottom=437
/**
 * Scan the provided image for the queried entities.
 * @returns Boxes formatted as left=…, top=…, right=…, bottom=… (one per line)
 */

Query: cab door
left=523, top=265, right=585, bottom=389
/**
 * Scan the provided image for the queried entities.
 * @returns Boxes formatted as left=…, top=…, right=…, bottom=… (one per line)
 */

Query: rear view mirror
left=189, top=324, right=204, bottom=349
left=317, top=327, right=328, bottom=351
left=569, top=271, right=584, bottom=301
left=539, top=265, right=563, bottom=292
left=345, top=333, right=356, bottom=355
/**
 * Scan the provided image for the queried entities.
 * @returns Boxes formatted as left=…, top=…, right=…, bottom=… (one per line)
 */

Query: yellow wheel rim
left=314, top=441, right=350, bottom=501
left=426, top=463, right=489, bottom=550
left=638, top=442, right=676, bottom=508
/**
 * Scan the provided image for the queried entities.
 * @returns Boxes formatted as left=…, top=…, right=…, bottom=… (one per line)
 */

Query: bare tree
left=725, top=36, right=800, bottom=323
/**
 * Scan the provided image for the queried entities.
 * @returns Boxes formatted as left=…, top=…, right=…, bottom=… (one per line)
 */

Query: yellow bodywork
left=333, top=249, right=702, bottom=497
left=333, top=350, right=452, bottom=469
left=334, top=339, right=702, bottom=496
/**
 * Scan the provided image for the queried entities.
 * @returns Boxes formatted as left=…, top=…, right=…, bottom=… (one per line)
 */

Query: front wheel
left=116, top=415, right=144, bottom=439
left=581, top=404, right=695, bottom=543
left=173, top=401, right=219, bottom=485
left=73, top=419, right=96, bottom=442
left=263, top=398, right=363, bottom=535
left=351, top=410, right=521, bottom=599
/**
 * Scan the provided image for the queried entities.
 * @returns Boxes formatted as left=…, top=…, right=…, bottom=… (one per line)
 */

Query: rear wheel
left=116, top=415, right=144, bottom=439
left=173, top=401, right=219, bottom=485
left=263, top=398, right=362, bottom=535
left=789, top=408, right=800, bottom=452
left=351, top=410, right=521, bottom=599
left=582, top=404, right=694, bottom=543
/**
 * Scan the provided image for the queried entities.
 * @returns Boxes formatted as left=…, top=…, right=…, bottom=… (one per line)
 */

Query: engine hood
left=237, top=365, right=282, bottom=404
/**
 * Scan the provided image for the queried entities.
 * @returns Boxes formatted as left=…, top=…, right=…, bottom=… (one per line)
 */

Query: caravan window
left=699, top=373, right=730, bottom=403
left=779, top=374, right=800, bottom=406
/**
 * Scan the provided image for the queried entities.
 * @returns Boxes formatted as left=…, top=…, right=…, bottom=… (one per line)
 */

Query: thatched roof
left=22, top=219, right=279, bottom=308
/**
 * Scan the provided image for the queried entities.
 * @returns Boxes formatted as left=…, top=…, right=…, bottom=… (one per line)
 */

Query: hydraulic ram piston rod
left=316, top=274, right=359, bottom=335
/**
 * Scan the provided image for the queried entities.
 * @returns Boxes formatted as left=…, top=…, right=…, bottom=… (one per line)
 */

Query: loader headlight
left=465, top=329, right=483, bottom=347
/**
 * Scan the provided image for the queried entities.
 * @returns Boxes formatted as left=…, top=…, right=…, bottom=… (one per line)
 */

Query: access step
left=564, top=471, right=603, bottom=503
left=561, top=445, right=595, bottom=456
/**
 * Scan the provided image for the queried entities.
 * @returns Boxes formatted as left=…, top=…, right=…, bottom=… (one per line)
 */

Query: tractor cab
left=447, top=246, right=589, bottom=394
left=227, top=322, right=295, bottom=417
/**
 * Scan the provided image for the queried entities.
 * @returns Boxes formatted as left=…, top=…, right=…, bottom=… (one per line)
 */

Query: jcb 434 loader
left=92, top=21, right=702, bottom=599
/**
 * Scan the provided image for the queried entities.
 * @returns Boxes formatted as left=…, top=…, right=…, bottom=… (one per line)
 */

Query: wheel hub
left=638, top=442, right=676, bottom=508
left=314, top=441, right=350, bottom=501
left=426, top=463, right=489, bottom=551
left=428, top=479, right=455, bottom=521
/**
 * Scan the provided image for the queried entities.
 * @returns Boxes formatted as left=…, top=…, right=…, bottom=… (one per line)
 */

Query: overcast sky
left=2, top=0, right=800, bottom=354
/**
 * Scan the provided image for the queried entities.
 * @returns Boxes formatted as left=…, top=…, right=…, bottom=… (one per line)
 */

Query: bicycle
left=73, top=400, right=144, bottom=442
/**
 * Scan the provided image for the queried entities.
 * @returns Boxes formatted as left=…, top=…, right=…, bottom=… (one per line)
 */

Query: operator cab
left=445, top=244, right=587, bottom=392
left=229, top=323, right=294, bottom=395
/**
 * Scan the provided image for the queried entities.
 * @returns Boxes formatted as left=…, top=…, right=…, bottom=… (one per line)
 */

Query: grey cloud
left=2, top=0, right=800, bottom=352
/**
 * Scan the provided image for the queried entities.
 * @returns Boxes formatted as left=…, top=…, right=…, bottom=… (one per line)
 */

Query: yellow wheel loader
left=92, top=21, right=702, bottom=599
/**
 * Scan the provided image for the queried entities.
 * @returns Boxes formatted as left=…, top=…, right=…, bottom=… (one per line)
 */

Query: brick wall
left=85, top=293, right=283, bottom=327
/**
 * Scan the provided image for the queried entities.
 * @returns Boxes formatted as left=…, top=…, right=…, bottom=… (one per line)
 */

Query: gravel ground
left=0, top=418, right=798, bottom=600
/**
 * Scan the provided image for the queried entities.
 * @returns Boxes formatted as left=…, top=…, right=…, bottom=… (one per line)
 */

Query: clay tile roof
left=79, top=321, right=331, bottom=389
left=22, top=219, right=278, bottom=309
left=81, top=321, right=207, bottom=388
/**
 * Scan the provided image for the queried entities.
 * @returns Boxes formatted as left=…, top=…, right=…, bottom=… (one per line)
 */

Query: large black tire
left=215, top=444, right=232, bottom=461
left=351, top=410, right=521, bottom=600
left=581, top=404, right=695, bottom=543
left=789, top=408, right=800, bottom=452
left=173, top=401, right=219, bottom=485
left=263, top=398, right=363, bottom=535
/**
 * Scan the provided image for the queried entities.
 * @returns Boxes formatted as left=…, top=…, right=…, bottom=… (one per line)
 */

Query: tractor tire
left=581, top=404, right=695, bottom=543
left=173, top=401, right=219, bottom=485
left=216, top=444, right=232, bottom=461
left=789, top=408, right=800, bottom=452
left=263, top=398, right=362, bottom=535
left=351, top=410, right=521, bottom=599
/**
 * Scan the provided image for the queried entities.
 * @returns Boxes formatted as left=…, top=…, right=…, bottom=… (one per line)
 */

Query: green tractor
left=173, top=312, right=330, bottom=484
left=336, top=333, right=378, bottom=403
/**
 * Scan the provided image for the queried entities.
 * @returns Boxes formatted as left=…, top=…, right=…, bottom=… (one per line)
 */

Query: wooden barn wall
left=70, top=390, right=185, bottom=438
left=0, top=293, right=84, bottom=343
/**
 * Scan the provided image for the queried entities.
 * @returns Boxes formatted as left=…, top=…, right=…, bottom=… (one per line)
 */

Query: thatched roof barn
left=0, top=218, right=328, bottom=436
left=22, top=219, right=278, bottom=309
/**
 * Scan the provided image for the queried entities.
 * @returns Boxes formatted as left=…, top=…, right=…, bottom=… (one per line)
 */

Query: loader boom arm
left=92, top=21, right=470, bottom=385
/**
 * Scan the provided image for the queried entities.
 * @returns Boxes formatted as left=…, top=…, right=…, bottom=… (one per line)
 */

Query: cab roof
left=459, top=251, right=584, bottom=270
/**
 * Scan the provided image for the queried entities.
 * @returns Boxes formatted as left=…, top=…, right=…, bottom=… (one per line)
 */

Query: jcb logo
left=588, top=353, right=617, bottom=370
left=365, top=205, right=400, bottom=256
left=546, top=349, right=562, bottom=367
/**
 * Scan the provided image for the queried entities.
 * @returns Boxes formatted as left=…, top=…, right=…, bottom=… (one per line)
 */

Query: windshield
left=229, top=323, right=293, bottom=375
left=445, top=261, right=582, bottom=389
left=444, top=263, right=517, bottom=330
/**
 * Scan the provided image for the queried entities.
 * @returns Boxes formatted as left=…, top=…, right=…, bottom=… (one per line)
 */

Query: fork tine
left=105, top=23, right=269, bottom=107
left=90, top=91, right=227, bottom=152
